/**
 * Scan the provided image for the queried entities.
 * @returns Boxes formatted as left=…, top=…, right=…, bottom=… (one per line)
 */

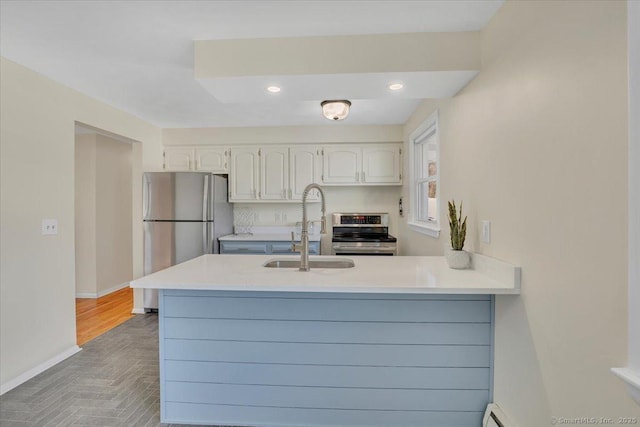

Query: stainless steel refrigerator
left=143, top=172, right=233, bottom=311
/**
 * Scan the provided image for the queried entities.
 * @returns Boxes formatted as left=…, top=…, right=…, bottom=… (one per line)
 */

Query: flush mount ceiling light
left=266, top=85, right=281, bottom=93
left=388, top=83, right=404, bottom=91
left=321, top=100, right=351, bottom=121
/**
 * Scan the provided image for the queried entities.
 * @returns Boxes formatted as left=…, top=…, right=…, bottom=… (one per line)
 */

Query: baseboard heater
left=483, top=403, right=512, bottom=427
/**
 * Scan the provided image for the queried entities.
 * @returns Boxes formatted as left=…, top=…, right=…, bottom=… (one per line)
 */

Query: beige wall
left=399, top=0, right=633, bottom=423
left=627, top=0, right=640, bottom=383
left=0, top=57, right=162, bottom=389
left=95, top=135, right=133, bottom=295
left=75, top=134, right=133, bottom=297
left=163, top=125, right=403, bottom=146
left=74, top=134, right=97, bottom=295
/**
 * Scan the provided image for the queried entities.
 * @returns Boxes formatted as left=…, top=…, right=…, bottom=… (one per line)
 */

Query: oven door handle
left=333, top=248, right=397, bottom=254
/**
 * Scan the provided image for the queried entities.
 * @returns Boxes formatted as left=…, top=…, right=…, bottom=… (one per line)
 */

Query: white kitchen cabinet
left=321, top=143, right=402, bottom=186
left=260, top=147, right=289, bottom=200
left=362, top=144, right=402, bottom=184
left=289, top=146, right=320, bottom=200
left=195, top=147, right=228, bottom=172
left=229, top=147, right=259, bottom=201
left=164, top=146, right=229, bottom=173
left=163, top=148, right=193, bottom=171
left=321, top=146, right=360, bottom=184
left=228, top=146, right=320, bottom=203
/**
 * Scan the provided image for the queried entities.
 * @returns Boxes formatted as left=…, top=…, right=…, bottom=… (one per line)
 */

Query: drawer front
left=270, top=242, right=295, bottom=254
left=219, top=241, right=268, bottom=254
left=220, top=240, right=320, bottom=255
left=271, top=241, right=319, bottom=254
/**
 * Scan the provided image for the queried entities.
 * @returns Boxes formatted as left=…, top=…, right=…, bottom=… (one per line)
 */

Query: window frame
left=408, top=110, right=440, bottom=238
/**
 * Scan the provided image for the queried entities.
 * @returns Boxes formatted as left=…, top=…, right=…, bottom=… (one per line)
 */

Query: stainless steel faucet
left=291, top=183, right=327, bottom=271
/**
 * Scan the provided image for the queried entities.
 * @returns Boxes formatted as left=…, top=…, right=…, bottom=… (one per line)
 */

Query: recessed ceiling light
left=267, top=86, right=281, bottom=93
left=388, top=83, right=404, bottom=91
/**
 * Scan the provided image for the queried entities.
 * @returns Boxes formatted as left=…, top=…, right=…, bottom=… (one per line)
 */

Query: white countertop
left=130, top=254, right=520, bottom=295
left=219, top=233, right=321, bottom=242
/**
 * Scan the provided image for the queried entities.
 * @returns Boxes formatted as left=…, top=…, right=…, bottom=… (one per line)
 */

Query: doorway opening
left=74, top=123, right=141, bottom=345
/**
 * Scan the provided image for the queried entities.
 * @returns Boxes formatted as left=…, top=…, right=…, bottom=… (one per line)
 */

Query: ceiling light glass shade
left=321, top=100, right=351, bottom=121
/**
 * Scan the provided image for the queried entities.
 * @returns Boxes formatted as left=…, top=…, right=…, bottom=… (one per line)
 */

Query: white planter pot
left=445, top=249, right=470, bottom=269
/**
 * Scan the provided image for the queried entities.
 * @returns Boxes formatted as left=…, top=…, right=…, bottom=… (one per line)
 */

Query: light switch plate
left=481, top=220, right=491, bottom=243
left=42, top=219, right=58, bottom=235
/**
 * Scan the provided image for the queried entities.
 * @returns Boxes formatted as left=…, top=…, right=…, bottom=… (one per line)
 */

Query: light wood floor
left=76, top=287, right=135, bottom=346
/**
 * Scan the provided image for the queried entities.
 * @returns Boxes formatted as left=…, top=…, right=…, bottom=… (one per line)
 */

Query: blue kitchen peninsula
left=130, top=254, right=520, bottom=427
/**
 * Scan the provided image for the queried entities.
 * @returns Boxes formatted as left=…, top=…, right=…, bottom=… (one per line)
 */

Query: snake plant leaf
left=448, top=199, right=467, bottom=250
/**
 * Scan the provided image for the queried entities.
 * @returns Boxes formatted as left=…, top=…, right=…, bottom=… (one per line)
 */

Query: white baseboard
left=76, top=282, right=130, bottom=299
left=75, top=292, right=98, bottom=298
left=131, top=308, right=145, bottom=314
left=97, top=282, right=130, bottom=298
left=611, top=367, right=640, bottom=405
left=0, top=345, right=81, bottom=395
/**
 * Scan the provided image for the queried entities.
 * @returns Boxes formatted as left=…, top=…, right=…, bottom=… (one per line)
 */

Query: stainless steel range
left=331, top=213, right=397, bottom=256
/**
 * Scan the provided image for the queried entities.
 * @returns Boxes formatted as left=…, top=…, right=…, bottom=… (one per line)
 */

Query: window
left=408, top=111, right=440, bottom=237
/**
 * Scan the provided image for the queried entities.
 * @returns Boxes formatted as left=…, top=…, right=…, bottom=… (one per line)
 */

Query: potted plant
left=445, top=200, right=470, bottom=269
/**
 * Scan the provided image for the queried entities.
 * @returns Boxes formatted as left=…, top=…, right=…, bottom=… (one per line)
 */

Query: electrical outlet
left=481, top=220, right=491, bottom=243
left=274, top=212, right=281, bottom=223
left=42, top=219, right=58, bottom=235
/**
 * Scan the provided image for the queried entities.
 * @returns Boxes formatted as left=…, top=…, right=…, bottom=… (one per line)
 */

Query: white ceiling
left=0, top=1, right=503, bottom=128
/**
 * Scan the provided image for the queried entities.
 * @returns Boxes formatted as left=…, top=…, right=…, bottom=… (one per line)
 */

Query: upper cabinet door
left=362, top=144, right=402, bottom=184
left=260, top=147, right=289, bottom=200
left=321, top=146, right=361, bottom=184
left=229, top=148, right=259, bottom=201
left=289, top=147, right=320, bottom=200
left=164, top=148, right=194, bottom=171
left=195, top=147, right=228, bottom=173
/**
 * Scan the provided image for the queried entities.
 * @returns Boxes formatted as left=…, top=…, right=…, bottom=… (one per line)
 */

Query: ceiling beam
left=195, top=32, right=481, bottom=78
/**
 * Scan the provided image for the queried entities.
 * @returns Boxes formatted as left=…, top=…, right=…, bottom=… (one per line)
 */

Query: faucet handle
left=320, top=216, right=327, bottom=234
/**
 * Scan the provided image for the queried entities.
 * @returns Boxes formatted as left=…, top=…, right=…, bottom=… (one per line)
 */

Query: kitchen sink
left=263, top=258, right=355, bottom=269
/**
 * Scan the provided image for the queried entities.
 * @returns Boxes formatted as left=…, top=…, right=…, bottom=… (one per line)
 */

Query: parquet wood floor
left=76, top=287, right=135, bottom=346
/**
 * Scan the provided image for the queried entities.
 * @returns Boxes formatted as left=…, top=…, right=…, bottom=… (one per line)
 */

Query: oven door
left=332, top=243, right=397, bottom=256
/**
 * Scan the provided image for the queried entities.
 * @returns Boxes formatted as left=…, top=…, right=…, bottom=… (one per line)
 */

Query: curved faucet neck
left=301, top=183, right=326, bottom=233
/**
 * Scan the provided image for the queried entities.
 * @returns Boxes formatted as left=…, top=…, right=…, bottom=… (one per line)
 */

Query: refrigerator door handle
left=202, top=174, right=210, bottom=222
left=143, top=175, right=151, bottom=219
left=202, top=221, right=215, bottom=254
left=203, top=222, right=208, bottom=255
